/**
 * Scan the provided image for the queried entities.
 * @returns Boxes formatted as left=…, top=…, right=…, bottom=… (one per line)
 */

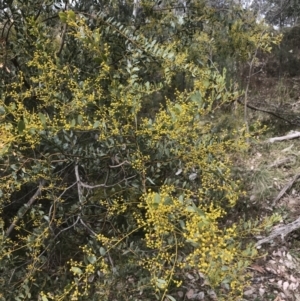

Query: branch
left=80, top=218, right=96, bottom=235
left=79, top=217, right=115, bottom=269
left=109, top=160, right=130, bottom=168
left=1, top=19, right=10, bottom=39
left=80, top=175, right=136, bottom=189
left=5, top=180, right=45, bottom=237
left=52, top=215, right=80, bottom=240
left=75, top=163, right=136, bottom=190
left=237, top=98, right=297, bottom=126
left=74, top=164, right=84, bottom=204
left=48, top=181, right=78, bottom=231
left=256, top=216, right=300, bottom=247
left=268, top=131, right=300, bottom=143
left=56, top=23, right=67, bottom=57
left=5, top=20, right=14, bottom=44
left=272, top=173, right=300, bottom=207
left=269, top=157, right=291, bottom=168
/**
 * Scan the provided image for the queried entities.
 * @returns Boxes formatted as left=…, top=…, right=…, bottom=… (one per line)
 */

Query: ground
left=241, top=75, right=300, bottom=301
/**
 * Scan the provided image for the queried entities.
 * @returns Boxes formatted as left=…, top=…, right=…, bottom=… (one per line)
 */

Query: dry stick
left=269, top=157, right=294, bottom=168
left=268, top=131, right=300, bottom=143
left=237, top=98, right=296, bottom=125
left=272, top=173, right=300, bottom=207
left=256, top=216, right=300, bottom=247
left=75, top=163, right=135, bottom=190
left=5, top=180, right=45, bottom=237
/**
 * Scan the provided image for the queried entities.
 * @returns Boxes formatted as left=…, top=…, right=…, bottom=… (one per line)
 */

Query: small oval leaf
left=18, top=120, right=25, bottom=133
left=70, top=267, right=83, bottom=275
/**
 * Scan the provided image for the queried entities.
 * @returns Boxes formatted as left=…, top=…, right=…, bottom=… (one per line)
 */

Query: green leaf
left=99, top=247, right=106, bottom=256
left=42, top=296, right=49, bottom=301
left=43, top=216, right=50, bottom=222
left=216, top=166, right=223, bottom=176
left=166, top=295, right=176, bottom=301
left=163, top=196, right=173, bottom=205
left=70, top=267, right=83, bottom=275
left=58, top=12, right=67, bottom=23
left=0, top=106, right=6, bottom=115
left=178, top=195, right=184, bottom=203
left=38, top=112, right=47, bottom=126
left=67, top=10, right=76, bottom=21
left=18, top=120, right=25, bottom=134
left=167, top=52, right=175, bottom=59
left=77, top=115, right=83, bottom=125
left=153, top=193, right=161, bottom=204
left=132, top=67, right=140, bottom=72
left=190, top=91, right=202, bottom=107
left=196, top=207, right=205, bottom=217
left=146, top=177, right=155, bottom=185
left=186, top=239, right=199, bottom=247
left=87, top=255, right=97, bottom=264
left=175, top=104, right=182, bottom=111
left=179, top=219, right=185, bottom=229
left=156, top=278, right=166, bottom=289
left=10, top=164, right=17, bottom=171
left=29, top=128, right=36, bottom=135
left=93, top=121, right=100, bottom=128
left=186, top=205, right=195, bottom=213
left=203, top=80, right=210, bottom=88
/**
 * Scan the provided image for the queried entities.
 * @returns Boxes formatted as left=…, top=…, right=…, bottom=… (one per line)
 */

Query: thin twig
left=52, top=215, right=81, bottom=241
left=80, top=175, right=136, bottom=189
left=109, top=160, right=130, bottom=168
left=75, top=163, right=135, bottom=189
left=48, top=181, right=78, bottom=231
left=80, top=218, right=96, bottom=236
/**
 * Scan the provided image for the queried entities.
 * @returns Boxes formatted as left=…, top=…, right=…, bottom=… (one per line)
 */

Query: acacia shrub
left=0, top=3, right=281, bottom=301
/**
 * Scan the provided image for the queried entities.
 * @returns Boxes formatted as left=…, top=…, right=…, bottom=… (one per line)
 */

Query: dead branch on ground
left=256, top=216, right=300, bottom=247
left=272, top=173, right=300, bottom=207
left=268, top=131, right=300, bottom=143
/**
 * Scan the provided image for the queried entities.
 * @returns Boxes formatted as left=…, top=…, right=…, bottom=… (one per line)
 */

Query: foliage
left=264, top=25, right=300, bottom=77
left=252, top=0, right=300, bottom=28
left=0, top=1, right=281, bottom=300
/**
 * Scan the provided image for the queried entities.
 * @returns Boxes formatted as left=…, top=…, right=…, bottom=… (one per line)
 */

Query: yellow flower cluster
left=131, top=152, right=150, bottom=172
left=135, top=186, right=245, bottom=293
left=95, top=233, right=110, bottom=245
left=80, top=245, right=94, bottom=256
